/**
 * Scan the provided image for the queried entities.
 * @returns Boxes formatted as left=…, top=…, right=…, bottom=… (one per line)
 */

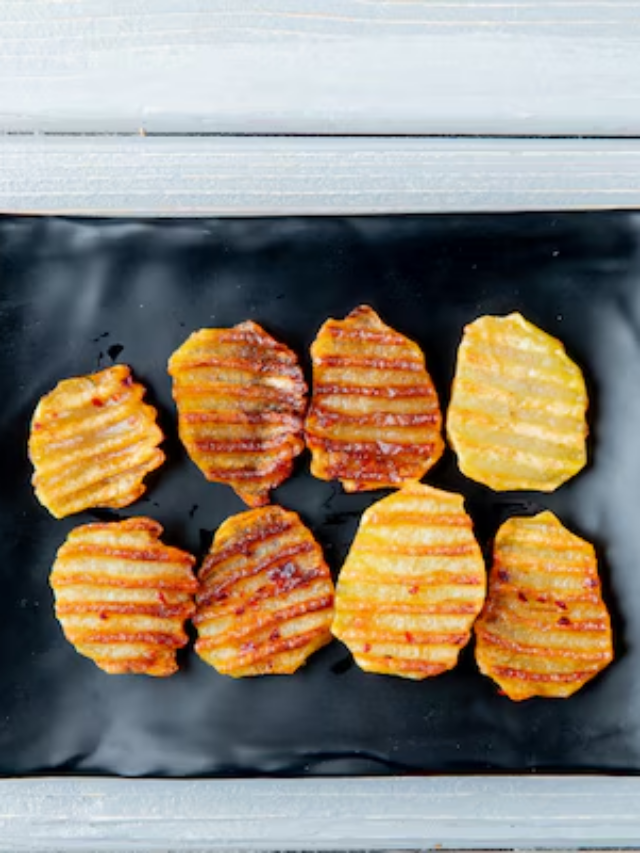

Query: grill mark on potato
left=447, top=313, right=588, bottom=492
left=29, top=365, right=165, bottom=518
left=50, top=518, right=197, bottom=676
left=195, top=506, right=334, bottom=677
left=332, top=483, right=486, bottom=680
left=305, top=306, right=444, bottom=492
left=474, top=511, right=613, bottom=700
left=168, top=322, right=307, bottom=507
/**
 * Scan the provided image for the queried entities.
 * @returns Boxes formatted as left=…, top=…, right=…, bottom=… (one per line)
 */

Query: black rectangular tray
left=1, top=212, right=638, bottom=777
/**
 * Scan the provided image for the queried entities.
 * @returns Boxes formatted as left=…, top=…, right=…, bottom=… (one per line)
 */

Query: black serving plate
left=1, top=213, right=639, bottom=777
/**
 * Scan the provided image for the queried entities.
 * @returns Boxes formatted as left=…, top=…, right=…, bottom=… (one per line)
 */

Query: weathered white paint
left=1, top=776, right=640, bottom=850
left=1, top=0, right=640, bottom=135
left=2, top=135, right=640, bottom=216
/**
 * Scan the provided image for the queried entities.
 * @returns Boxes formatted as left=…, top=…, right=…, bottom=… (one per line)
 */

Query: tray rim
left=3, top=135, right=640, bottom=217
left=2, top=775, right=640, bottom=850
left=3, top=134, right=640, bottom=850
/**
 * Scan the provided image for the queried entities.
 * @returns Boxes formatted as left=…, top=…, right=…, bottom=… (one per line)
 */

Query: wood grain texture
left=2, top=136, right=640, bottom=216
left=2, top=776, right=640, bottom=850
left=1, top=0, right=640, bottom=135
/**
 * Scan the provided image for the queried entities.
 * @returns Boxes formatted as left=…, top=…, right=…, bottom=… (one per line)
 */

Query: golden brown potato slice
left=447, top=312, right=588, bottom=491
left=194, top=506, right=334, bottom=676
left=168, top=322, right=307, bottom=507
left=332, top=483, right=486, bottom=679
left=305, top=305, right=444, bottom=492
left=51, top=517, right=197, bottom=676
left=475, top=511, right=613, bottom=700
left=29, top=365, right=165, bottom=519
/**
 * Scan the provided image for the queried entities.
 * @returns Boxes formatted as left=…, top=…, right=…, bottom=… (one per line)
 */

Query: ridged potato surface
left=195, top=506, right=335, bottom=676
left=51, top=517, right=197, bottom=676
left=305, top=305, right=444, bottom=492
left=332, top=483, right=486, bottom=679
left=475, top=511, right=613, bottom=700
left=168, top=322, right=306, bottom=507
left=447, top=312, right=588, bottom=491
left=29, top=365, right=165, bottom=518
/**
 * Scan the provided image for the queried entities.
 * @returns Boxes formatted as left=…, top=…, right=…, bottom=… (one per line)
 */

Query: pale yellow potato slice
left=447, top=312, right=588, bottom=491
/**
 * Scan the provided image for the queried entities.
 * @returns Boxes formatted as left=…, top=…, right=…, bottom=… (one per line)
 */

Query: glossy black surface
left=1, top=213, right=639, bottom=777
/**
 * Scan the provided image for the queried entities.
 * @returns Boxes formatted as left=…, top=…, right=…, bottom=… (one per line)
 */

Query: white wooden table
left=2, top=2, right=640, bottom=850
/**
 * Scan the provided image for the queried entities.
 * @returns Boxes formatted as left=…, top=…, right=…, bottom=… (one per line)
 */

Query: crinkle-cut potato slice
left=168, top=322, right=307, bottom=508
left=332, top=483, right=486, bottom=679
left=475, top=511, right=613, bottom=701
left=29, top=364, right=165, bottom=519
left=447, top=312, right=588, bottom=492
left=51, top=517, right=198, bottom=676
left=194, top=506, right=335, bottom=677
left=305, top=305, right=444, bottom=492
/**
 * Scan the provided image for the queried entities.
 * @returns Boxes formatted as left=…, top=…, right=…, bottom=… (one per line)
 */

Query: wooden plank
left=2, top=135, right=640, bottom=216
left=1, top=0, right=640, bottom=136
left=2, top=776, right=640, bottom=850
